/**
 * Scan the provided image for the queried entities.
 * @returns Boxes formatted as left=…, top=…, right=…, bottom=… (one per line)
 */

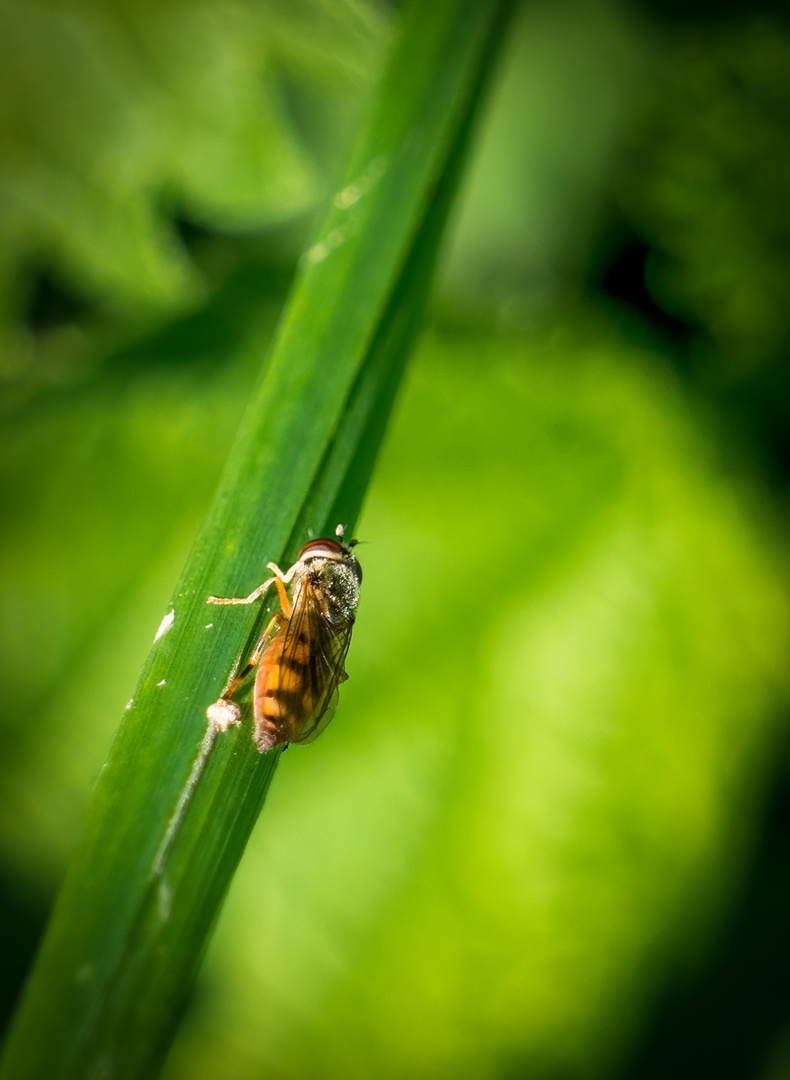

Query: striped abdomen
left=253, top=626, right=321, bottom=752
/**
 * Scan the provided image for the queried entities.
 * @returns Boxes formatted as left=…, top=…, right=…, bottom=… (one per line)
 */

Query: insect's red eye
left=298, top=538, right=344, bottom=560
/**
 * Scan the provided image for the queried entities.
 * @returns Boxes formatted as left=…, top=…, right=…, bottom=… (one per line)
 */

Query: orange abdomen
left=254, top=629, right=319, bottom=750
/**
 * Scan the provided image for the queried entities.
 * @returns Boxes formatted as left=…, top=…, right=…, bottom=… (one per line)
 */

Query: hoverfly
left=206, top=525, right=362, bottom=752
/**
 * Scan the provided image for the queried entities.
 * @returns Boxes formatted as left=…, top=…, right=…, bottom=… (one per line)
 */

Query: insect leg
left=273, top=575, right=292, bottom=619
left=207, top=576, right=278, bottom=606
left=206, top=611, right=287, bottom=735
left=264, top=561, right=300, bottom=617
left=208, top=554, right=298, bottom=607
left=206, top=556, right=297, bottom=735
left=267, top=560, right=297, bottom=582
left=220, top=612, right=286, bottom=700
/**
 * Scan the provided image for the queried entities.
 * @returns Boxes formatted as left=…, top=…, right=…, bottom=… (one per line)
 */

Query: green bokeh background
left=2, top=1, right=790, bottom=1078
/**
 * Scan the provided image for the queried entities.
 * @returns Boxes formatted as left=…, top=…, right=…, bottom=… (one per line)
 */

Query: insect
left=206, top=525, right=362, bottom=752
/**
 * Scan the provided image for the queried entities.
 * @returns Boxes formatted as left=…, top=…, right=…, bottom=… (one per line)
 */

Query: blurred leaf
left=0, top=0, right=387, bottom=373
left=441, top=0, right=647, bottom=317
left=616, top=18, right=790, bottom=372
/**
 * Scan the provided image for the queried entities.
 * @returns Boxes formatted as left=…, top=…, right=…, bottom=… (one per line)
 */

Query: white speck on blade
left=304, top=227, right=345, bottom=266
left=154, top=609, right=175, bottom=642
left=207, top=698, right=241, bottom=733
left=334, top=156, right=388, bottom=209
left=157, top=879, right=171, bottom=923
left=157, top=679, right=166, bottom=687
left=334, top=184, right=360, bottom=209
left=205, top=623, right=213, bottom=629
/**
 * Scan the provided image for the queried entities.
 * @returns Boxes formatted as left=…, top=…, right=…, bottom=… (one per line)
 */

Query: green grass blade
left=0, top=3, right=512, bottom=1078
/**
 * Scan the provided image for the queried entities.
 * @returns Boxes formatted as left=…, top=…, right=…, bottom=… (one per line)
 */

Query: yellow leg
left=207, top=576, right=277, bottom=606
left=220, top=612, right=286, bottom=701
left=208, top=557, right=297, bottom=609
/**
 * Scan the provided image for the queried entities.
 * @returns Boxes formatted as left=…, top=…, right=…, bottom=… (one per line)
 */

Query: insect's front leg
left=267, top=560, right=297, bottom=583
left=265, top=561, right=299, bottom=618
left=207, top=575, right=277, bottom=606
left=207, top=556, right=298, bottom=609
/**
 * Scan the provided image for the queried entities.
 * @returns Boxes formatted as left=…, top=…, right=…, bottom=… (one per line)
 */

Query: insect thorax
left=300, top=554, right=361, bottom=625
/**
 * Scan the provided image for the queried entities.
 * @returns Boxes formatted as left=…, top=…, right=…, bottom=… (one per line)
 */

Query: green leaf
left=0, top=0, right=386, bottom=352
left=0, top=3, right=513, bottom=1078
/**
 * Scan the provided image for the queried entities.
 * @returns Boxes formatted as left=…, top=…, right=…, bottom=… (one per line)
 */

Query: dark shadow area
left=615, top=749, right=790, bottom=1080
left=596, top=231, right=696, bottom=355
left=593, top=222, right=790, bottom=490
left=636, top=0, right=790, bottom=27
left=0, top=870, right=51, bottom=1040
left=25, top=266, right=91, bottom=334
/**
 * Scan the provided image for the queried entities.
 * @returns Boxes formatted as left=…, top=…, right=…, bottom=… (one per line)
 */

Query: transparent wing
left=276, top=579, right=354, bottom=745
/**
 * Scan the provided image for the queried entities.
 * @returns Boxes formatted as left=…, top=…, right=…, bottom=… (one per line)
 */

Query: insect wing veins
left=276, top=577, right=353, bottom=745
